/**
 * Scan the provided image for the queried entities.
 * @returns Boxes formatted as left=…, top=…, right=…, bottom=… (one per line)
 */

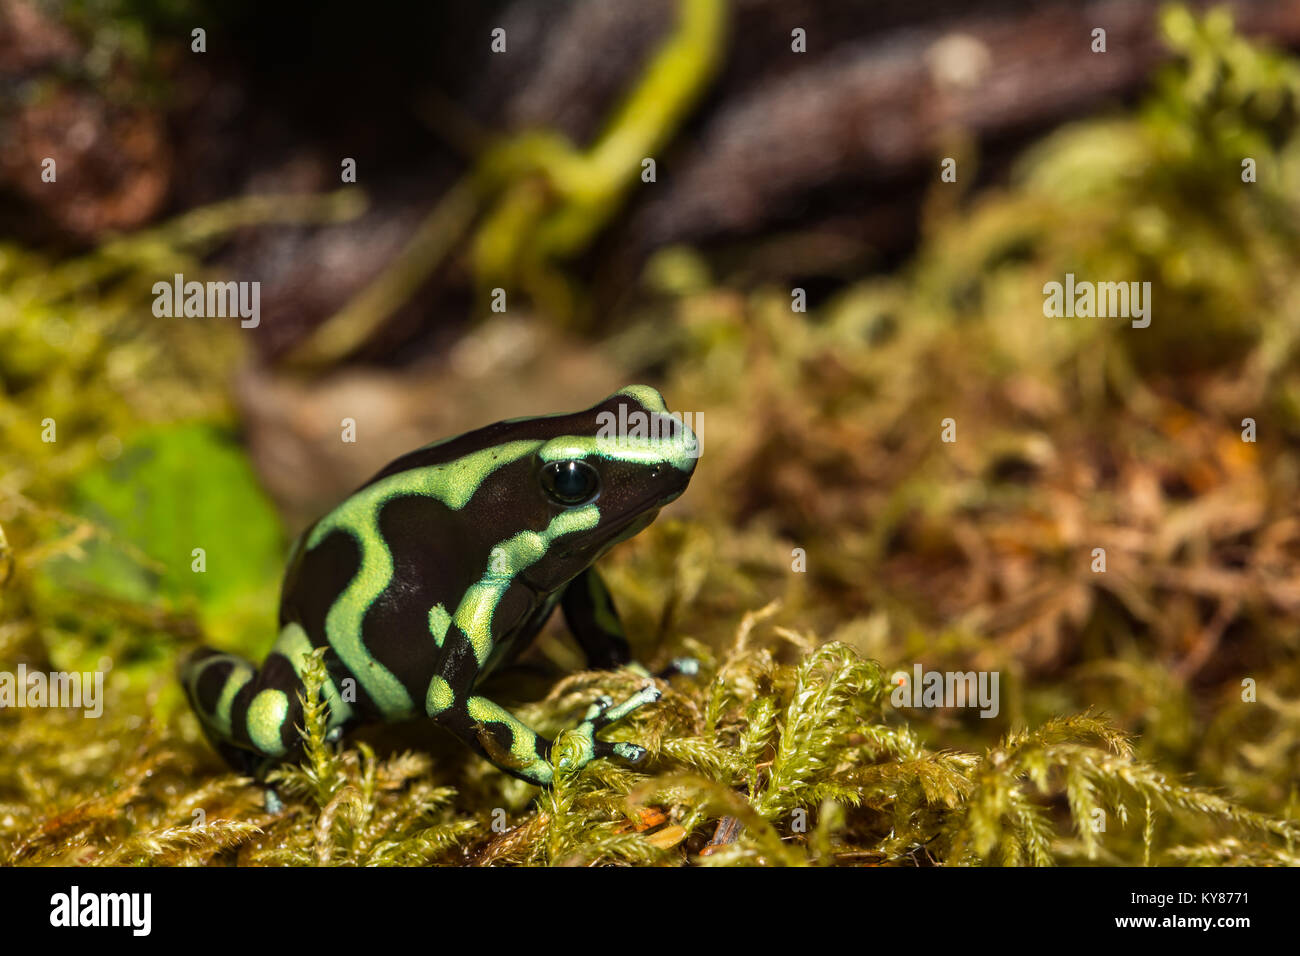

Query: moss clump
left=2, top=599, right=1295, bottom=866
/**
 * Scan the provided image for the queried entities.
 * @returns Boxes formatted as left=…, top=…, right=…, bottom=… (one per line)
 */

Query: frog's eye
left=540, top=460, right=600, bottom=506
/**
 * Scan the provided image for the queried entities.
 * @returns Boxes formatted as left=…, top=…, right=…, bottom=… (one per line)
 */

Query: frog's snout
left=653, top=408, right=701, bottom=475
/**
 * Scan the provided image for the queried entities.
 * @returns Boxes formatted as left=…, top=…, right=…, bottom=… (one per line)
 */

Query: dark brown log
left=633, top=0, right=1300, bottom=249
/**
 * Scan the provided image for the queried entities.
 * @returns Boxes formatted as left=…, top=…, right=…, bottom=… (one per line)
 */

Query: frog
left=180, top=385, right=698, bottom=789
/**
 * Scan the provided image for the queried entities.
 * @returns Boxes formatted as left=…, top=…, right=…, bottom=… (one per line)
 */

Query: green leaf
left=41, top=422, right=285, bottom=662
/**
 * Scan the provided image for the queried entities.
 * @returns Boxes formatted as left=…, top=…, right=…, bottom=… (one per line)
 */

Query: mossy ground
left=1, top=6, right=1299, bottom=865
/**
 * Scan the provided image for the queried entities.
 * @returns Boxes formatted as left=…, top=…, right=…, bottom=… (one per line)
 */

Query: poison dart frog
left=181, top=385, right=698, bottom=788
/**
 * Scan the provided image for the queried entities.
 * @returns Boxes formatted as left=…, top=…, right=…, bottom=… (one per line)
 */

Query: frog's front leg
left=561, top=567, right=699, bottom=680
left=430, top=686, right=660, bottom=786
left=427, top=618, right=661, bottom=785
left=561, top=566, right=634, bottom=669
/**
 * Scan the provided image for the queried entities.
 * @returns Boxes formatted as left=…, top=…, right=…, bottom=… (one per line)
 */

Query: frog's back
left=273, top=412, right=591, bottom=719
left=276, top=475, right=492, bottom=721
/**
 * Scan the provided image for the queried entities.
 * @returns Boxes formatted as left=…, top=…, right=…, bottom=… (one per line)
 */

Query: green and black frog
left=181, top=385, right=698, bottom=788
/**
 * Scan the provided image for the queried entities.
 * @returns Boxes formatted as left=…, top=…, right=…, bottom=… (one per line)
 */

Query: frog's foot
left=657, top=656, right=701, bottom=680
left=626, top=657, right=701, bottom=681
left=555, top=684, right=661, bottom=773
left=263, top=786, right=285, bottom=814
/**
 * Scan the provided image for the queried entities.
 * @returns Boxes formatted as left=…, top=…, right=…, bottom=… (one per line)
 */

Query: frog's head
left=519, top=385, right=698, bottom=591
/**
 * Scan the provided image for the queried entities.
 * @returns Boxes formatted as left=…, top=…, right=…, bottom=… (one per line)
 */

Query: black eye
left=540, top=460, right=600, bottom=505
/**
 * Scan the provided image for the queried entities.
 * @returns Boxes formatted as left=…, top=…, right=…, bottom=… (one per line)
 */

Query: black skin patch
left=191, top=653, right=236, bottom=714
left=280, top=527, right=360, bottom=636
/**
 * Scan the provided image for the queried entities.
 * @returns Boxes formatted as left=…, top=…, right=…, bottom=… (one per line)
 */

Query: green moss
left=2, top=600, right=1294, bottom=866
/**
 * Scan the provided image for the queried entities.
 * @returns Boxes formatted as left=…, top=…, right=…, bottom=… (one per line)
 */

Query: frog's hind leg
left=178, top=646, right=305, bottom=776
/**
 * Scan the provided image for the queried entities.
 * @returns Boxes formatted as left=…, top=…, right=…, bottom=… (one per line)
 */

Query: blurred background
left=2, top=0, right=1300, bottom=863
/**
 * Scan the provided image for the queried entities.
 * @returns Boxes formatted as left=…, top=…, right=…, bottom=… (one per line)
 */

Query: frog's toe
left=592, top=738, right=649, bottom=765
left=587, top=684, right=660, bottom=731
left=611, top=741, right=649, bottom=764
left=263, top=786, right=285, bottom=814
left=582, top=694, right=616, bottom=723
left=656, top=656, right=701, bottom=680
